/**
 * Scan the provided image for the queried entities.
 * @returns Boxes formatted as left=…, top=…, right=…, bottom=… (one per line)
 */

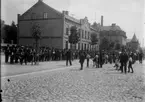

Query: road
left=1, top=55, right=81, bottom=77
left=1, top=55, right=145, bottom=102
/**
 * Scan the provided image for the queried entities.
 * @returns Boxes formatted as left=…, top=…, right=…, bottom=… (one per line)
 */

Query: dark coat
left=79, top=52, right=86, bottom=63
left=120, top=52, right=128, bottom=63
left=65, top=50, right=72, bottom=59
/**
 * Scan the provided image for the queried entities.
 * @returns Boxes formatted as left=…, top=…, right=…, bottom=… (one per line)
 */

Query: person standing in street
left=65, top=49, right=72, bottom=66
left=98, top=51, right=103, bottom=68
left=119, top=49, right=128, bottom=73
left=79, top=51, right=86, bottom=70
left=86, top=53, right=91, bottom=67
left=128, top=55, right=134, bottom=73
left=4, top=45, right=10, bottom=63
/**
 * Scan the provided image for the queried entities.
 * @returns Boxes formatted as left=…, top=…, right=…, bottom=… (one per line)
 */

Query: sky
left=1, top=0, right=145, bottom=47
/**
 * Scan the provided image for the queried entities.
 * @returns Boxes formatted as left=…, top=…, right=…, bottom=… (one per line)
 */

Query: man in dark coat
left=65, top=49, right=72, bottom=66
left=119, top=50, right=128, bottom=73
left=79, top=51, right=86, bottom=70
left=98, top=51, right=103, bottom=68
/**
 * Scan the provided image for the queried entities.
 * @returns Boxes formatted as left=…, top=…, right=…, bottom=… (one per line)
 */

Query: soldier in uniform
left=4, top=44, right=10, bottom=63
left=19, top=47, right=24, bottom=65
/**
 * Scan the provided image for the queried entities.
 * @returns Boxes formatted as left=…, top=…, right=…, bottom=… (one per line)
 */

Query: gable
left=81, top=19, right=90, bottom=31
left=20, top=1, right=62, bottom=20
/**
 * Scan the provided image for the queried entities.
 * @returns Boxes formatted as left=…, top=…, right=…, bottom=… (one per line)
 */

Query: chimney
left=62, top=11, right=69, bottom=15
left=65, top=11, right=69, bottom=15
left=101, top=15, right=103, bottom=26
left=112, top=23, right=116, bottom=26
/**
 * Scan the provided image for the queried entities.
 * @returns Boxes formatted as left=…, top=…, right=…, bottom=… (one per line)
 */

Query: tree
left=68, top=26, right=80, bottom=49
left=115, top=43, right=121, bottom=50
left=109, top=41, right=115, bottom=50
left=10, top=21, right=17, bottom=44
left=90, top=32, right=98, bottom=45
left=3, top=21, right=17, bottom=44
left=100, top=37, right=110, bottom=51
left=31, top=23, right=41, bottom=64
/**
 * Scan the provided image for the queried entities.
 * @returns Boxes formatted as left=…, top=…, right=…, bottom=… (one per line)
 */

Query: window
left=85, top=31, right=86, bottom=39
left=84, top=44, right=86, bottom=50
left=88, top=32, right=89, bottom=39
left=79, top=29, right=81, bottom=38
left=65, top=41, right=68, bottom=49
left=66, top=28, right=69, bottom=35
left=82, top=43, right=83, bottom=50
left=78, top=43, right=80, bottom=50
left=43, top=12, right=48, bottom=19
left=82, top=30, right=84, bottom=38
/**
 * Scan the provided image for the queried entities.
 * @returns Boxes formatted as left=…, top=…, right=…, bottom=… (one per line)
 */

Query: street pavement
left=1, top=55, right=145, bottom=102
left=1, top=55, right=81, bottom=77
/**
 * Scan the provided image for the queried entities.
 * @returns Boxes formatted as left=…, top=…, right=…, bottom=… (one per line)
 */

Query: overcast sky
left=1, top=0, right=145, bottom=47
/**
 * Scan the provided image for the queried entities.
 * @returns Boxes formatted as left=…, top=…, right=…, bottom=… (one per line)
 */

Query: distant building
left=97, top=16, right=127, bottom=46
left=126, top=34, right=140, bottom=51
left=18, top=0, right=99, bottom=51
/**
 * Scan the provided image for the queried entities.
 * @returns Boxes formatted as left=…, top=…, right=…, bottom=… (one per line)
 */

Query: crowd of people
left=3, top=45, right=79, bottom=65
left=3, top=44, right=144, bottom=73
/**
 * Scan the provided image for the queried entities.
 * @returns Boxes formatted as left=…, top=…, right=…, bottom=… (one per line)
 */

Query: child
left=128, top=55, right=134, bottom=73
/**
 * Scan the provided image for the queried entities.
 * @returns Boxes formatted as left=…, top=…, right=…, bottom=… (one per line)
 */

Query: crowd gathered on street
left=3, top=44, right=144, bottom=73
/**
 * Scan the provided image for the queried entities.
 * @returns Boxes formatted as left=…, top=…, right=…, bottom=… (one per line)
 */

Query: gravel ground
left=1, top=62, right=145, bottom=102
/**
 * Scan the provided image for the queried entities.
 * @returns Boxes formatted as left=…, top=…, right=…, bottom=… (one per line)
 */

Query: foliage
left=68, top=26, right=80, bottom=44
left=2, top=21, right=17, bottom=44
left=100, top=37, right=110, bottom=50
left=115, top=43, right=121, bottom=50
left=109, top=41, right=115, bottom=49
left=32, top=23, right=41, bottom=40
left=90, top=32, right=98, bottom=45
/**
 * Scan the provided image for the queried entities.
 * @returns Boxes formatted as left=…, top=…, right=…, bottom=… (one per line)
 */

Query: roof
left=126, top=39, right=131, bottom=43
left=101, top=25, right=122, bottom=31
left=21, top=0, right=62, bottom=17
left=131, top=34, right=138, bottom=42
left=64, top=15, right=80, bottom=24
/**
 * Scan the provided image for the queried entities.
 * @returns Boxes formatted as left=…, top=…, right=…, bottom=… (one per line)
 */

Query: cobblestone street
left=1, top=60, right=145, bottom=102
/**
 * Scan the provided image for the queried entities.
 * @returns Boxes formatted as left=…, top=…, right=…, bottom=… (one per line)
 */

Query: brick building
left=18, top=0, right=99, bottom=51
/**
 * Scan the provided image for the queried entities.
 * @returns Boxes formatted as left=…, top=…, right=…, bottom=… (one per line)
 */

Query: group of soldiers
left=3, top=44, right=144, bottom=73
left=3, top=44, right=92, bottom=65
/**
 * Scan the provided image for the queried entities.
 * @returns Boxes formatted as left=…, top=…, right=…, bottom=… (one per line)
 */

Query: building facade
left=18, top=0, right=99, bottom=51
left=97, top=16, right=127, bottom=46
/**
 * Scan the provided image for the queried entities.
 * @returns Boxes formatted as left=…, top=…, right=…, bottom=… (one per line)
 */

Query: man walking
left=65, top=49, right=72, bottom=66
left=79, top=51, right=86, bottom=70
